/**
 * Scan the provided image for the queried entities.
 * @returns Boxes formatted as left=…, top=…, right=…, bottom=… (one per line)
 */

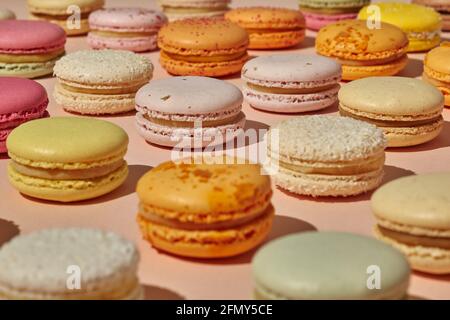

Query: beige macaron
left=339, top=77, right=444, bottom=147
left=265, top=115, right=387, bottom=197
left=0, top=228, right=142, bottom=299
left=372, top=173, right=450, bottom=275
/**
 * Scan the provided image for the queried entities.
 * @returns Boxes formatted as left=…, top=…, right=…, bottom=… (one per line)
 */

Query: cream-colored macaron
left=372, top=173, right=450, bottom=275
left=339, top=77, right=444, bottom=147
left=0, top=228, right=142, bottom=299
left=0, top=8, right=16, bottom=20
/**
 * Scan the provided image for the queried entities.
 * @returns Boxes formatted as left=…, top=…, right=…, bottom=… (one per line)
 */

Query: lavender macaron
left=242, top=54, right=342, bottom=113
left=135, top=76, right=245, bottom=148
left=88, top=8, right=167, bottom=52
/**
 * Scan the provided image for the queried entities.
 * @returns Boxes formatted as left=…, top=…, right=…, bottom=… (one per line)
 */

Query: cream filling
left=10, top=160, right=125, bottom=180
left=161, top=50, right=247, bottom=63
left=247, top=82, right=337, bottom=94
left=337, top=53, right=407, bottom=66
left=162, top=6, right=228, bottom=13
left=408, top=30, right=440, bottom=41
left=143, top=112, right=244, bottom=128
left=378, top=225, right=450, bottom=250
left=90, top=30, right=157, bottom=38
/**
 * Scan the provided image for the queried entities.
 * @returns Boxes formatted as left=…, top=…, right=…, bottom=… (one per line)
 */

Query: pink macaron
left=88, top=8, right=167, bottom=52
left=0, top=77, right=49, bottom=153
left=303, top=12, right=357, bottom=31
left=242, top=54, right=341, bottom=113
left=135, top=76, right=245, bottom=148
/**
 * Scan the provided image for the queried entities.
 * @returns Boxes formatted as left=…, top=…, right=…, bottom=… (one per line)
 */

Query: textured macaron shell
left=339, top=77, right=444, bottom=117
left=158, top=18, right=248, bottom=53
left=316, top=20, right=408, bottom=59
left=137, top=159, right=271, bottom=216
left=425, top=45, right=450, bottom=79
left=7, top=117, right=128, bottom=165
left=0, top=8, right=15, bottom=20
left=0, top=228, right=138, bottom=295
left=372, top=173, right=450, bottom=232
left=242, top=54, right=341, bottom=86
left=253, top=232, right=410, bottom=299
left=358, top=3, right=442, bottom=32
left=299, top=0, right=370, bottom=8
left=89, top=8, right=167, bottom=33
left=54, top=50, right=153, bottom=87
left=136, top=76, right=243, bottom=116
left=27, top=0, right=104, bottom=14
left=225, top=7, right=305, bottom=29
left=0, top=20, right=66, bottom=54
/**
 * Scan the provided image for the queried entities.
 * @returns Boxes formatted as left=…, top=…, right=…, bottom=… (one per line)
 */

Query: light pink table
left=1, top=0, right=449, bottom=300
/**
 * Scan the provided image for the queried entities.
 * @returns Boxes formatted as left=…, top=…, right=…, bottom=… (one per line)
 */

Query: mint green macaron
left=252, top=232, right=410, bottom=300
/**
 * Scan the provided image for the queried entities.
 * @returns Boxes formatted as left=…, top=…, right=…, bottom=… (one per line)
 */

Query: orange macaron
left=225, top=7, right=305, bottom=49
left=136, top=157, right=274, bottom=259
left=157, top=18, right=249, bottom=77
left=316, top=20, right=409, bottom=81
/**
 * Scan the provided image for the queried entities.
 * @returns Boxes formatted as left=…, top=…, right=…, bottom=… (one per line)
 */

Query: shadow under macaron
left=0, top=218, right=20, bottom=247
left=398, top=57, right=424, bottom=78
left=141, top=284, right=185, bottom=300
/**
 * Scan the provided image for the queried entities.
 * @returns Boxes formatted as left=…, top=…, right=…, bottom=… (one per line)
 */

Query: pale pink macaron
left=135, top=76, right=245, bottom=148
left=88, top=8, right=167, bottom=52
left=0, top=77, right=49, bottom=153
left=303, top=12, right=357, bottom=31
left=242, top=54, right=342, bottom=113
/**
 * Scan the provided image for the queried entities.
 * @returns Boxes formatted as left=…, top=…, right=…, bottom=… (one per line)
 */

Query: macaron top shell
left=339, top=77, right=444, bottom=116
left=358, top=3, right=442, bottom=32
left=53, top=50, right=153, bottom=86
left=0, top=20, right=66, bottom=54
left=242, top=54, right=341, bottom=86
left=268, top=115, right=386, bottom=162
left=0, top=77, right=48, bottom=116
left=372, top=173, right=450, bottom=231
left=0, top=228, right=138, bottom=293
left=316, top=20, right=408, bottom=60
left=298, top=0, right=370, bottom=8
left=7, top=117, right=128, bottom=164
left=137, top=158, right=271, bottom=216
left=158, top=18, right=248, bottom=53
left=89, top=8, right=167, bottom=32
left=135, top=76, right=243, bottom=115
left=27, top=0, right=105, bottom=14
left=0, top=8, right=15, bottom=20
left=425, top=45, right=450, bottom=76
left=252, top=232, right=410, bottom=300
left=225, top=7, right=305, bottom=29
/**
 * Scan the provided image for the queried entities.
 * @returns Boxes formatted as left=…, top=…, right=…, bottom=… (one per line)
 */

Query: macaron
left=413, top=0, right=450, bottom=31
left=0, top=20, right=66, bottom=78
left=159, top=0, right=230, bottom=21
left=339, top=77, right=444, bottom=147
left=54, top=49, right=153, bottom=115
left=0, top=8, right=15, bottom=20
left=358, top=3, right=442, bottom=52
left=316, top=20, right=409, bottom=81
left=7, top=117, right=129, bottom=202
left=158, top=18, right=249, bottom=77
left=135, top=76, right=245, bottom=148
left=224, top=7, right=306, bottom=50
left=299, top=0, right=370, bottom=31
left=242, top=54, right=341, bottom=113
left=136, top=157, right=274, bottom=258
left=88, top=8, right=168, bottom=52
left=423, top=44, right=450, bottom=107
left=0, top=77, right=49, bottom=154
left=266, top=115, right=386, bottom=197
left=253, top=232, right=410, bottom=300
left=372, top=173, right=450, bottom=275
left=27, top=0, right=104, bottom=36
left=0, top=228, right=142, bottom=299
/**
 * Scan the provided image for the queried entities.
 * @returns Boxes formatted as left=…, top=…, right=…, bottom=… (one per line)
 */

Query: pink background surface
left=1, top=0, right=449, bottom=300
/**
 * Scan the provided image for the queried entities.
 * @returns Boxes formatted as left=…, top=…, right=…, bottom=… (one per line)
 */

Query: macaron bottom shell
left=7, top=162, right=128, bottom=202
left=248, top=29, right=305, bottom=50
left=303, top=12, right=357, bottom=31
left=340, top=55, right=408, bottom=81
left=408, top=35, right=441, bottom=52
left=0, top=59, right=59, bottom=79
left=137, top=205, right=274, bottom=259
left=87, top=33, right=158, bottom=52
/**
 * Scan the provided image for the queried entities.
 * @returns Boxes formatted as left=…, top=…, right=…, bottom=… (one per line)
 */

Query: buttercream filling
left=246, top=82, right=337, bottom=94
left=161, top=50, right=247, bottom=63
left=143, top=112, right=243, bottom=128
left=378, top=225, right=450, bottom=250
left=31, top=12, right=90, bottom=20
left=408, top=30, right=440, bottom=41
left=337, top=53, right=407, bottom=66
left=0, top=48, right=65, bottom=63
left=10, top=159, right=125, bottom=180
left=339, top=107, right=443, bottom=128
left=423, top=71, right=450, bottom=89
left=90, top=30, right=157, bottom=38
left=275, top=153, right=385, bottom=175
left=162, top=6, right=228, bottom=13
left=299, top=6, right=361, bottom=14
left=245, top=27, right=305, bottom=34
left=59, top=82, right=142, bottom=95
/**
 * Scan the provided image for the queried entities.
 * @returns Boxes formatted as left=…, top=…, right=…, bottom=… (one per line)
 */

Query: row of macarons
left=0, top=149, right=449, bottom=299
